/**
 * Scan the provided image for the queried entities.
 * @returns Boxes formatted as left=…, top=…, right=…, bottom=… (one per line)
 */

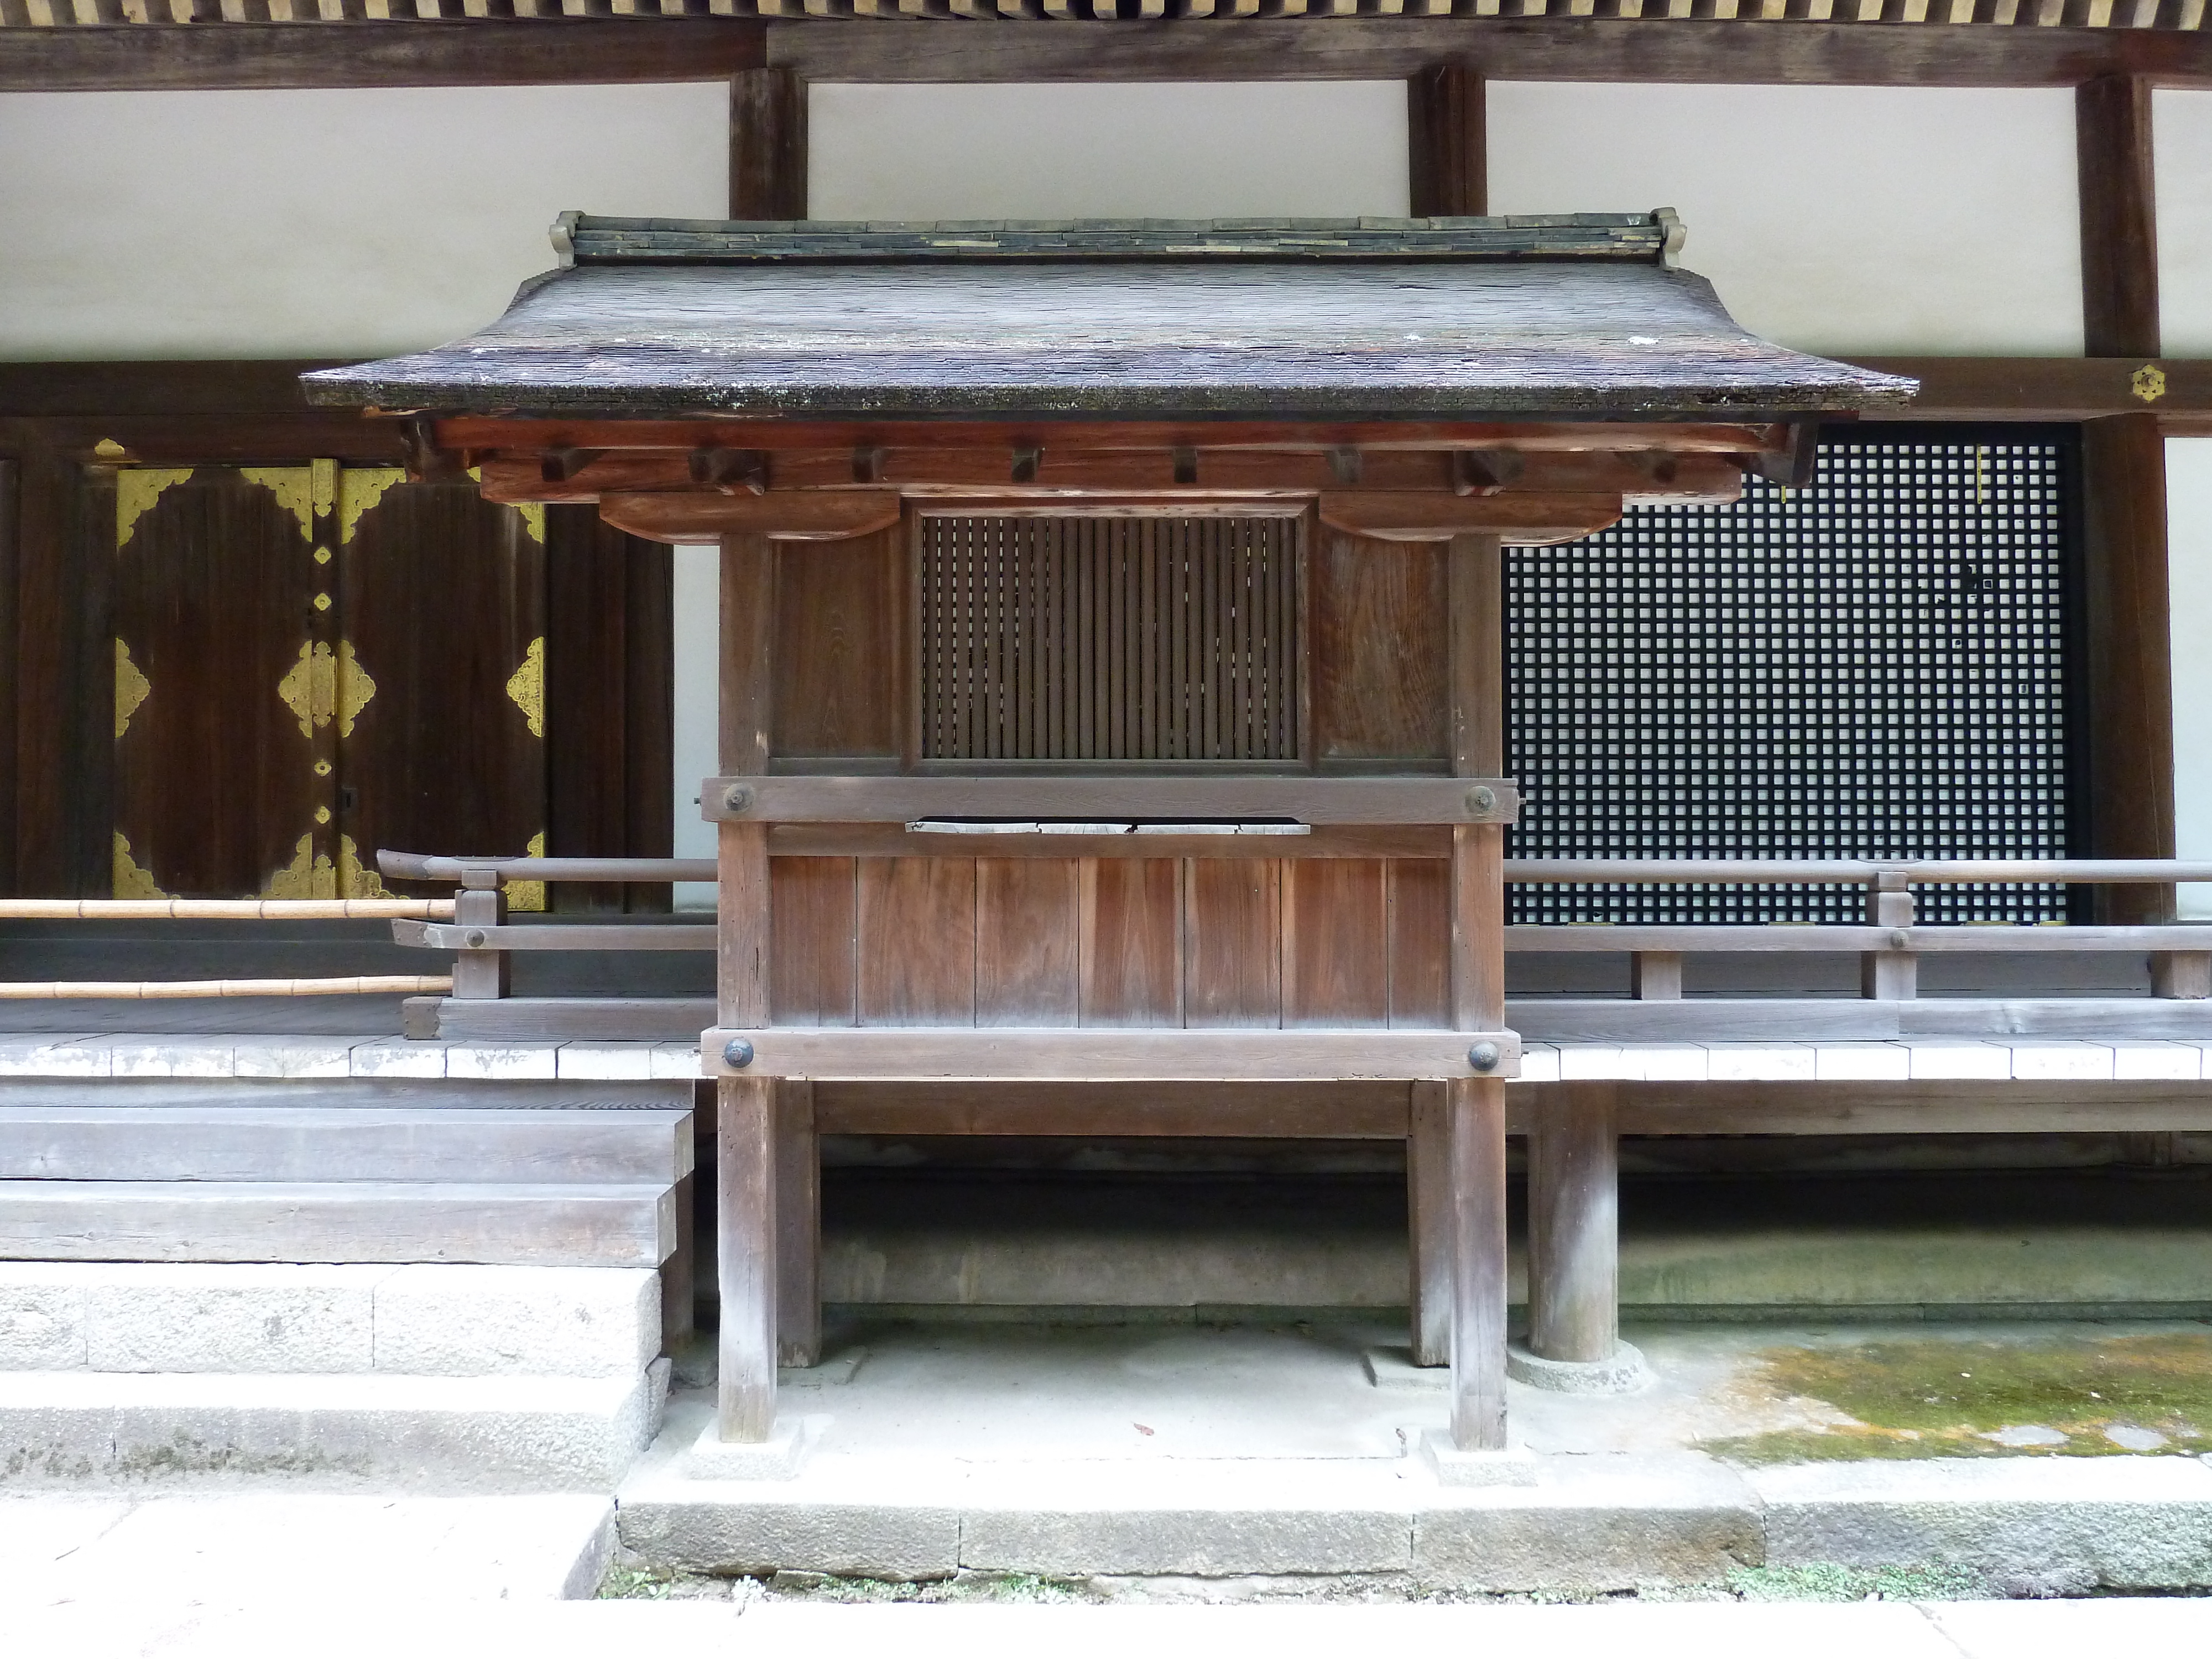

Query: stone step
left=0, top=1364, right=669, bottom=1491
left=1, top=1262, right=660, bottom=1379
left=0, top=1181, right=675, bottom=1267
left=0, top=1104, right=693, bottom=1185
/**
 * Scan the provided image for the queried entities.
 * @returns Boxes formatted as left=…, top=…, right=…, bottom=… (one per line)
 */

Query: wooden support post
left=1408, top=63, right=1485, bottom=219
left=1860, top=871, right=1918, bottom=1000
left=1445, top=531, right=1510, bottom=1449
left=661, top=1171, right=696, bottom=1349
left=448, top=872, right=509, bottom=1000
left=715, top=528, right=776, bottom=1442
left=731, top=66, right=806, bottom=221
left=1630, top=951, right=1682, bottom=1001
left=2077, top=77, right=2175, bottom=928
left=1448, top=1076, right=1509, bottom=1451
left=776, top=1078, right=821, bottom=1368
left=2151, top=952, right=2212, bottom=1000
left=1407, top=1079, right=1452, bottom=1368
left=1528, top=1081, right=1619, bottom=1366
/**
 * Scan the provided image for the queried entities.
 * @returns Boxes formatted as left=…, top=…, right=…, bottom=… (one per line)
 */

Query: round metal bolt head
left=723, top=1037, right=755, bottom=1070
left=1469, top=1041, right=1501, bottom=1072
left=1466, top=786, right=1497, bottom=816
left=723, top=784, right=754, bottom=815
left=464, top=929, right=487, bottom=949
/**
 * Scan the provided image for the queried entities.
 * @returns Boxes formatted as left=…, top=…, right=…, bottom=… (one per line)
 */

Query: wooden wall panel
left=1408, top=62, right=1486, bottom=218
left=1079, top=857, right=1181, bottom=1026
left=2077, top=75, right=2159, bottom=360
left=731, top=64, right=807, bottom=221
left=975, top=857, right=1080, bottom=1025
left=545, top=505, right=672, bottom=912
left=1182, top=858, right=1281, bottom=1029
left=0, top=458, right=17, bottom=894
left=771, top=855, right=857, bottom=1026
left=112, top=469, right=319, bottom=897
left=774, top=529, right=900, bottom=760
left=1281, top=858, right=1391, bottom=1028
left=857, top=857, right=976, bottom=1025
left=1388, top=857, right=1451, bottom=1027
left=1311, top=532, right=1447, bottom=762
left=341, top=477, right=545, bottom=899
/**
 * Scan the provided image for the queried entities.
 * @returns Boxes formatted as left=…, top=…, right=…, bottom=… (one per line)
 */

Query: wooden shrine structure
left=307, top=212, right=1912, bottom=1451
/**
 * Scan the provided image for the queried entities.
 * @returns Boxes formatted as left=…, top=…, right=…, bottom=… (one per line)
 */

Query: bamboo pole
left=0, top=977, right=454, bottom=999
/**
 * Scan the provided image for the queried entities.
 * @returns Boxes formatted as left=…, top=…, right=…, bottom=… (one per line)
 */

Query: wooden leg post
left=1408, top=1079, right=1452, bottom=1368
left=716, top=1075, right=777, bottom=1442
left=1528, top=1081, right=1619, bottom=1366
left=775, top=1078, right=821, bottom=1368
left=1448, top=1075, right=1509, bottom=1452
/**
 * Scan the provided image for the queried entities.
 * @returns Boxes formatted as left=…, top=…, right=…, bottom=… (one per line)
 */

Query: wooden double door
left=110, top=462, right=547, bottom=902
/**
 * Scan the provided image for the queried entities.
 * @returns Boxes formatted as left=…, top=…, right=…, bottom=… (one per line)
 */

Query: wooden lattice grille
left=917, top=516, right=1302, bottom=762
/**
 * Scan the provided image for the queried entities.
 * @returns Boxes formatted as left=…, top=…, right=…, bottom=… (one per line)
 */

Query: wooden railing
left=377, top=852, right=2212, bottom=1005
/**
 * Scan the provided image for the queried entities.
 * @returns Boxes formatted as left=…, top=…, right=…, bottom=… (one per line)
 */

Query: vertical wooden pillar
left=1407, top=1080, right=1452, bottom=1368
left=1408, top=64, right=1486, bottom=219
left=1445, top=532, right=1509, bottom=1448
left=1528, top=1082, right=1618, bottom=1365
left=716, top=529, right=777, bottom=1442
left=2077, top=78, right=2174, bottom=925
left=732, top=67, right=807, bottom=221
left=776, top=1078, right=822, bottom=1368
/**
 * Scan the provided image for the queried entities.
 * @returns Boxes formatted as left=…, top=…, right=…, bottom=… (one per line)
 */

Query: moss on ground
left=1705, top=1329, right=2212, bottom=1464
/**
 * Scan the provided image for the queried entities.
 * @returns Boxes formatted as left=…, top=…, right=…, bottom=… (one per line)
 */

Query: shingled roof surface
left=305, top=213, right=1916, bottom=421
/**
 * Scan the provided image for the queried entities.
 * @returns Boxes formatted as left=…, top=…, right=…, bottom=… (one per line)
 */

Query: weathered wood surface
left=2079, top=76, right=2162, bottom=361
left=774, top=1078, right=819, bottom=1368
left=1589, top=1082, right=2212, bottom=1138
left=602, top=490, right=902, bottom=546
left=1283, top=859, right=1390, bottom=1027
left=1319, top=490, right=1628, bottom=545
left=978, top=858, right=1081, bottom=1026
left=0, top=1105, right=692, bottom=1185
left=717, top=1076, right=777, bottom=1441
left=1502, top=924, right=2212, bottom=952
left=1408, top=63, right=1486, bottom=221
left=397, top=921, right=713, bottom=951
left=772, top=856, right=859, bottom=1026
left=702, top=1025, right=1519, bottom=1081
left=706, top=775, right=1518, bottom=823
left=0, top=1180, right=675, bottom=1266
left=1511, top=998, right=2212, bottom=1042
left=1527, top=1081, right=1618, bottom=1366
left=731, top=66, right=807, bottom=223
left=1407, top=1078, right=1452, bottom=1368
left=1313, top=534, right=1447, bottom=762
left=811, top=1079, right=1410, bottom=1139
left=773, top=825, right=1449, bottom=860
left=775, top=530, right=901, bottom=761
left=1447, top=1075, right=1508, bottom=1452
left=430, top=997, right=716, bottom=1042
left=305, top=259, right=1913, bottom=421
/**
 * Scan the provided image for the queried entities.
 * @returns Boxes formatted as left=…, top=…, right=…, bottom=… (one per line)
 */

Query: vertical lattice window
left=1507, top=430, right=2075, bottom=925
left=918, top=515, right=1302, bottom=762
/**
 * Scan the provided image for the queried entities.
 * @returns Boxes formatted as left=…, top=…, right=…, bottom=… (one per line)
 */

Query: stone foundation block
left=372, top=1265, right=659, bottom=1379
left=85, top=1264, right=385, bottom=1374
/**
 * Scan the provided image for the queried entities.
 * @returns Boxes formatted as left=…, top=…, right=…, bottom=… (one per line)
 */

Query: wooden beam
left=0, top=19, right=764, bottom=92
left=598, top=491, right=902, bottom=546
left=2080, top=413, right=2177, bottom=926
left=701, top=1026, right=1521, bottom=1081
left=2078, top=75, right=2161, bottom=359
left=768, top=19, right=2212, bottom=91
left=812, top=1079, right=1412, bottom=1138
left=1447, top=1075, right=1508, bottom=1452
left=731, top=65, right=807, bottom=221
left=716, top=1074, right=778, bottom=1442
left=1841, top=358, right=2212, bottom=428
left=1408, top=1079, right=1452, bottom=1368
left=703, top=773, right=1520, bottom=824
left=1408, top=62, right=1485, bottom=219
left=1319, top=491, right=1625, bottom=545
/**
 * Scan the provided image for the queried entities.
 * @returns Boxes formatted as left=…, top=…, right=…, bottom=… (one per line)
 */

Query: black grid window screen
left=1506, top=430, right=2074, bottom=925
left=918, top=515, right=1302, bottom=762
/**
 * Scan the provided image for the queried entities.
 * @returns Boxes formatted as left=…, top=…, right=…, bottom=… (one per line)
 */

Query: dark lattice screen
left=919, top=515, right=1302, bottom=762
left=1507, top=430, right=2075, bottom=925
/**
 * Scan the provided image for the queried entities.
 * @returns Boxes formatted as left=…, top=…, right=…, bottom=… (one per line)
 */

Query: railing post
left=448, top=868, right=509, bottom=1000
left=1630, top=950, right=1682, bottom=1000
left=1860, top=870, right=1917, bottom=1000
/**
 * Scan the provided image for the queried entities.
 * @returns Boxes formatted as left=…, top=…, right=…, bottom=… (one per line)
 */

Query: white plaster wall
left=1486, top=84, right=2082, bottom=357
left=2172, top=440, right=2212, bottom=919
left=2156, top=90, right=2212, bottom=358
left=671, top=546, right=722, bottom=911
left=808, top=82, right=1409, bottom=221
left=0, top=86, right=728, bottom=360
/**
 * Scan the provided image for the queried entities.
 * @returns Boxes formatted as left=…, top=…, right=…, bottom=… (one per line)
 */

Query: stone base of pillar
left=1506, top=1339, right=1653, bottom=1396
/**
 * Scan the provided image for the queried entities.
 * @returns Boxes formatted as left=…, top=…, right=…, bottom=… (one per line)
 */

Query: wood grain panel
left=2077, top=75, right=2159, bottom=360
left=774, top=529, right=900, bottom=760
left=770, top=855, right=856, bottom=1027
left=1079, top=857, right=1181, bottom=1027
left=1408, top=62, right=1486, bottom=219
left=857, top=857, right=976, bottom=1026
left=975, top=857, right=1080, bottom=1026
left=1311, top=531, right=1447, bottom=761
left=1182, top=858, right=1281, bottom=1029
left=1282, top=858, right=1391, bottom=1029
left=1389, top=857, right=1451, bottom=1028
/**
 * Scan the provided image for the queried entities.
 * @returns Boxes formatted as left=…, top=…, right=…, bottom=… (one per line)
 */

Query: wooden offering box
left=309, top=214, right=1910, bottom=1449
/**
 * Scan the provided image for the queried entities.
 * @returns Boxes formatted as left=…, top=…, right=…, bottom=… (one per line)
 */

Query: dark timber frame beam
left=7, top=19, right=2212, bottom=94
left=1408, top=62, right=1485, bottom=220
left=2075, top=76, right=2176, bottom=926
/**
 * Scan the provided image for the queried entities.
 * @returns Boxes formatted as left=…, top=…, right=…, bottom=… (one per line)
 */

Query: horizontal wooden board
left=1587, top=1081, right=2212, bottom=1137
left=429, top=997, right=715, bottom=1042
left=705, top=1025, right=1517, bottom=1081
left=0, top=1105, right=692, bottom=1185
left=0, top=1180, right=675, bottom=1266
left=709, top=775, right=1517, bottom=824
left=771, top=824, right=1451, bottom=859
left=397, top=921, right=714, bottom=952
left=813, top=1079, right=1410, bottom=1138
left=1512, top=998, right=2212, bottom=1041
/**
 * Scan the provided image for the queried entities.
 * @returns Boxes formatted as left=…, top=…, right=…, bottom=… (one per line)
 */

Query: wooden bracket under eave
left=597, top=489, right=903, bottom=544
left=1318, top=490, right=1624, bottom=545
